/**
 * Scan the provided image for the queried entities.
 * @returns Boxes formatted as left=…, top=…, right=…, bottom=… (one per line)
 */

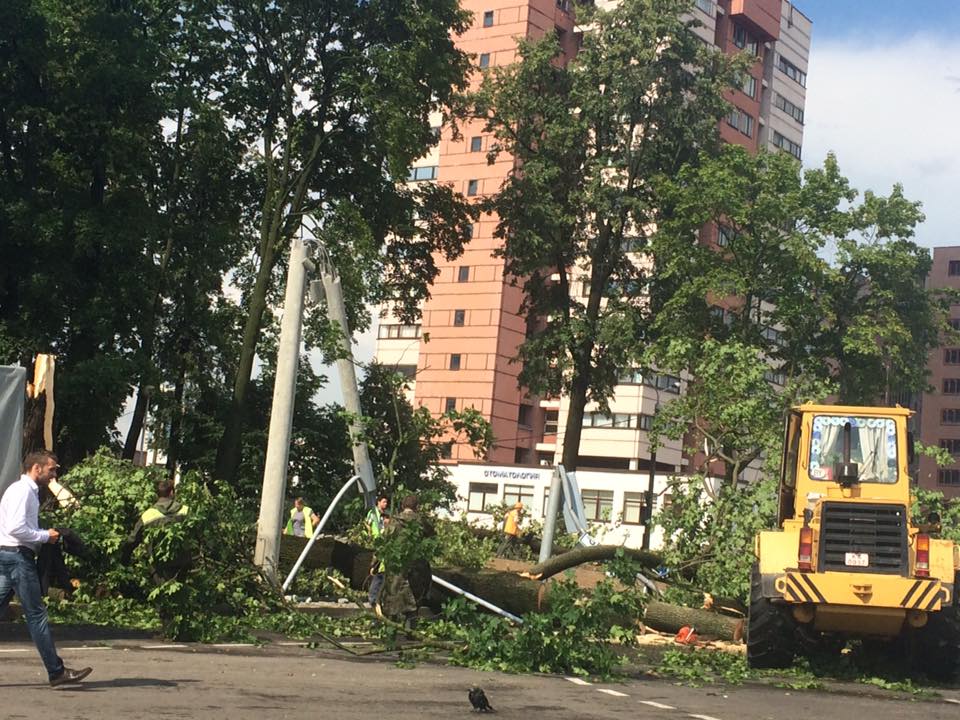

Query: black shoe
left=50, top=666, right=93, bottom=687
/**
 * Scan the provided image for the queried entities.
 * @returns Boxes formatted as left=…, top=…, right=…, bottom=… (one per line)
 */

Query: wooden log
left=523, top=545, right=664, bottom=581
left=644, top=600, right=743, bottom=641
left=429, top=567, right=549, bottom=616
left=278, top=535, right=374, bottom=591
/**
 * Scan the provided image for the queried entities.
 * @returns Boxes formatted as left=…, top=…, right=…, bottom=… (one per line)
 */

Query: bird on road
left=468, top=687, right=494, bottom=712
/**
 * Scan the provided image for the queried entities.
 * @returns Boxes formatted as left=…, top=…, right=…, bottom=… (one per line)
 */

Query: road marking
left=597, top=689, right=629, bottom=697
left=278, top=641, right=308, bottom=646
left=66, top=646, right=112, bottom=651
left=141, top=644, right=188, bottom=649
left=688, top=714, right=722, bottom=720
left=640, top=700, right=676, bottom=710
left=0, top=648, right=29, bottom=653
left=565, top=677, right=592, bottom=686
left=211, top=643, right=256, bottom=648
left=945, top=699, right=960, bottom=705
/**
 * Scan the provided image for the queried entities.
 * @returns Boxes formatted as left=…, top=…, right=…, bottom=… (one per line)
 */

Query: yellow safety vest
left=286, top=506, right=315, bottom=538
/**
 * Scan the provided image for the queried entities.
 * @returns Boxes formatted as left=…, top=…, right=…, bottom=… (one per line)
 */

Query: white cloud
left=803, top=34, right=960, bottom=248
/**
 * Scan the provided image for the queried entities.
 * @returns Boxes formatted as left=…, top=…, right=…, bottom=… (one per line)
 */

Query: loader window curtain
left=808, top=416, right=897, bottom=484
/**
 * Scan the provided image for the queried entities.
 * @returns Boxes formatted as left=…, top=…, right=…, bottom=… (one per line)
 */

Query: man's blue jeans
left=0, top=549, right=64, bottom=679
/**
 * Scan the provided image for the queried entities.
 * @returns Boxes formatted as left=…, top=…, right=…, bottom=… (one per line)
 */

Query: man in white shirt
left=0, top=450, right=92, bottom=687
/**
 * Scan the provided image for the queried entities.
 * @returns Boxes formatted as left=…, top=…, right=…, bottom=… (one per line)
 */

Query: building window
left=764, top=369, right=787, bottom=386
left=949, top=261, right=960, bottom=276
left=450, top=354, right=462, bottom=370
left=479, top=53, right=490, bottom=69
left=717, top=225, right=736, bottom=247
left=581, top=411, right=654, bottom=429
left=467, top=179, right=479, bottom=196
left=445, top=397, right=457, bottom=413
left=453, top=309, right=466, bottom=326
left=773, top=92, right=805, bottom=124
left=581, top=489, right=614, bottom=522
left=945, top=379, right=960, bottom=395
left=395, top=364, right=417, bottom=379
left=622, top=492, right=646, bottom=525
left=940, top=439, right=960, bottom=454
left=439, top=442, right=453, bottom=459
left=470, top=136, right=483, bottom=152
left=946, top=349, right=960, bottom=365
left=377, top=323, right=422, bottom=339
left=544, top=409, right=559, bottom=435
left=949, top=318, right=960, bottom=331
left=464, top=223, right=474, bottom=240
left=732, top=25, right=758, bottom=55
left=468, top=482, right=498, bottom=512
left=942, top=409, right=960, bottom=425
left=483, top=10, right=494, bottom=27
left=939, top=469, right=960, bottom=486
left=556, top=0, right=572, bottom=12
left=407, top=165, right=438, bottom=181
left=777, top=55, right=807, bottom=87
left=430, top=124, right=442, bottom=141
left=504, top=484, right=535, bottom=507
left=694, top=0, right=715, bottom=16
left=740, top=74, right=757, bottom=98
left=772, top=131, right=802, bottom=160
left=518, top=404, right=533, bottom=428
left=615, top=369, right=681, bottom=393
left=726, top=107, right=754, bottom=138
left=457, top=265, right=470, bottom=282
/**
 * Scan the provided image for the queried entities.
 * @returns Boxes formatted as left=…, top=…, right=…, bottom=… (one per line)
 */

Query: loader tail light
left=915, top=533, right=930, bottom=578
left=798, top=527, right=814, bottom=572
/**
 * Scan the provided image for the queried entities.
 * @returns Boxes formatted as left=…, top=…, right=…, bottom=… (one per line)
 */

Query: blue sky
left=799, top=1, right=960, bottom=250
left=797, top=0, right=960, bottom=40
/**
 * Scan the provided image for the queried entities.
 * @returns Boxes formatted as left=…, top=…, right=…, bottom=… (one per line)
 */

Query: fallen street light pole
left=282, top=474, right=363, bottom=593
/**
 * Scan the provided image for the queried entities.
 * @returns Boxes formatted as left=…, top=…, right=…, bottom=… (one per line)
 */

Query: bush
left=51, top=450, right=275, bottom=641
left=432, top=576, right=643, bottom=676
left=656, top=474, right=778, bottom=604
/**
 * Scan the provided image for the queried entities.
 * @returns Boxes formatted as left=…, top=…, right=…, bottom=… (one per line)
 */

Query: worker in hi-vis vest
left=284, top=497, right=320, bottom=538
left=366, top=494, right=389, bottom=606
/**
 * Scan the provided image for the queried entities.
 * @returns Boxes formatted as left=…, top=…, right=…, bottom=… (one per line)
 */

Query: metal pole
left=254, top=237, right=311, bottom=583
left=539, top=465, right=564, bottom=563
left=320, top=270, right=377, bottom=503
left=282, top=475, right=362, bottom=592
left=431, top=574, right=524, bottom=624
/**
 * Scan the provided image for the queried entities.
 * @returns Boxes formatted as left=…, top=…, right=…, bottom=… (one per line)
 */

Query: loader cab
left=778, top=404, right=913, bottom=527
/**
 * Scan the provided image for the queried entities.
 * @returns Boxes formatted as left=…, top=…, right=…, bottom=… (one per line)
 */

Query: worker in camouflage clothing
left=378, top=495, right=434, bottom=633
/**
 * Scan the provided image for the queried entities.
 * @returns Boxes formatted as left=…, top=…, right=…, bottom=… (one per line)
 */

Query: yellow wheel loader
left=748, top=404, right=960, bottom=679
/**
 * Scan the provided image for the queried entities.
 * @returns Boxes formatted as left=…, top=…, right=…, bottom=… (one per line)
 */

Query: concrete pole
left=538, top=465, right=564, bottom=563
left=254, top=237, right=311, bottom=583
left=320, top=270, right=377, bottom=502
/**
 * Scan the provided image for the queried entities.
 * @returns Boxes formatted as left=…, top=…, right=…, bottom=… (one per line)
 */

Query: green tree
left=0, top=0, right=172, bottom=462
left=649, top=147, right=949, bottom=483
left=358, top=362, right=494, bottom=508
left=468, top=0, right=746, bottom=470
left=209, top=0, right=477, bottom=483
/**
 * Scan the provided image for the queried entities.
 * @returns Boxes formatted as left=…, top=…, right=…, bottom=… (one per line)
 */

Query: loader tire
left=747, top=564, right=796, bottom=669
left=916, top=605, right=960, bottom=683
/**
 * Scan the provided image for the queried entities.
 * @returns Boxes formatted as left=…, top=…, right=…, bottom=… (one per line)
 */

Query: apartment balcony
left=728, top=0, right=781, bottom=41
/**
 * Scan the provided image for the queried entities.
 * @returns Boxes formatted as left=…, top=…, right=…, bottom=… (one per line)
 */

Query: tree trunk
left=165, top=357, right=187, bottom=478
left=643, top=600, right=743, bottom=641
left=560, top=369, right=590, bottom=471
left=523, top=544, right=663, bottom=581
left=122, top=382, right=150, bottom=460
left=214, top=241, right=277, bottom=482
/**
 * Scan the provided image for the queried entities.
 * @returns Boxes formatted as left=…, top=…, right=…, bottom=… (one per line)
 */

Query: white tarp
left=0, top=365, right=26, bottom=499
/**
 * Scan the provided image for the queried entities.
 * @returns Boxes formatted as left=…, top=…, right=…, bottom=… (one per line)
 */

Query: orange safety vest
left=503, top=509, right=521, bottom=537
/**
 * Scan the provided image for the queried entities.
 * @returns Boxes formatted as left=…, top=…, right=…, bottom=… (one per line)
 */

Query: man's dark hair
left=401, top=495, right=418, bottom=511
left=156, top=479, right=175, bottom=498
left=22, top=450, right=57, bottom=473
left=377, top=494, right=390, bottom=504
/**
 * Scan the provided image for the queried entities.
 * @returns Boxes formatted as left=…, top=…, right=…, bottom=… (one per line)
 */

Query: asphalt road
left=2, top=636, right=960, bottom=719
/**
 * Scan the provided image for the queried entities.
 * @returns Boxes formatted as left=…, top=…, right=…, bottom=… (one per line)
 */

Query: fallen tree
left=644, top=600, right=743, bottom=641
left=521, top=544, right=663, bottom=580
